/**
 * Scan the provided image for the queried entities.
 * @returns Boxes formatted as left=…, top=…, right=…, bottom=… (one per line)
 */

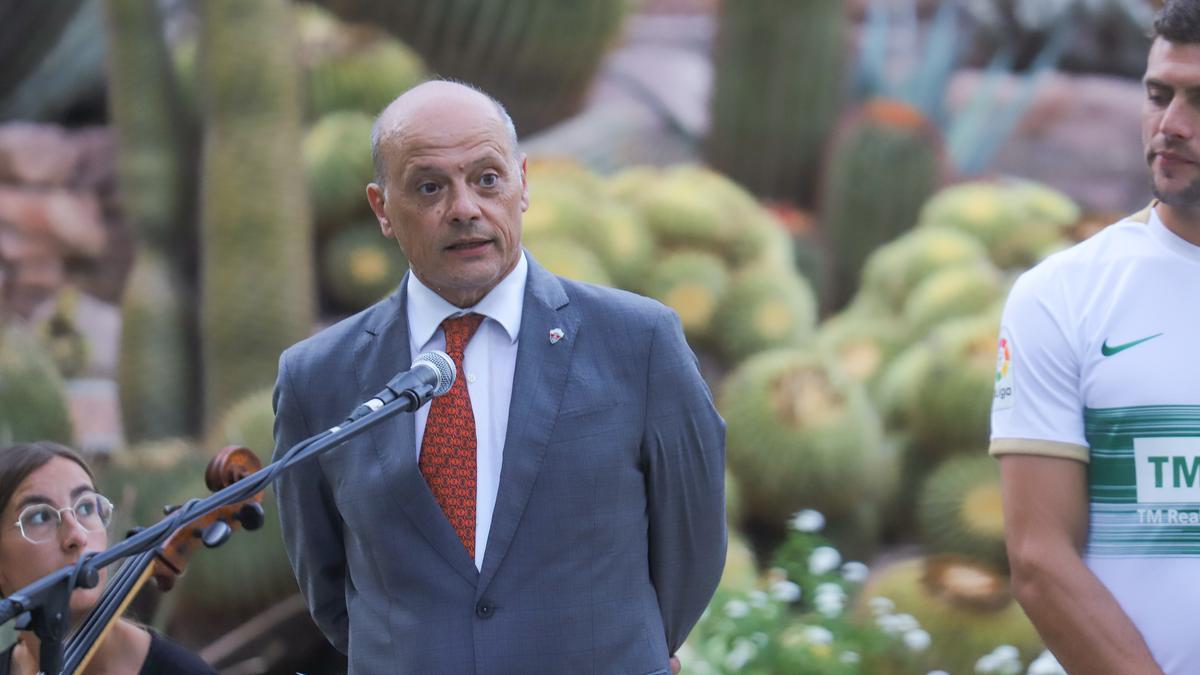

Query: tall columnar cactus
left=119, top=250, right=196, bottom=443
left=198, top=0, right=315, bottom=426
left=312, top=0, right=627, bottom=134
left=103, top=0, right=193, bottom=252
left=706, top=0, right=846, bottom=205
left=820, top=100, right=945, bottom=312
left=104, top=0, right=198, bottom=441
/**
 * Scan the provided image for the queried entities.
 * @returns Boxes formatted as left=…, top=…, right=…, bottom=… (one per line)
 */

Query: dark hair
left=1154, top=0, right=1200, bottom=44
left=0, top=442, right=95, bottom=518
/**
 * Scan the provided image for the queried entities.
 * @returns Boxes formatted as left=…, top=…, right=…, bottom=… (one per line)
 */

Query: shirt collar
left=1149, top=204, right=1200, bottom=263
left=406, top=251, right=527, bottom=349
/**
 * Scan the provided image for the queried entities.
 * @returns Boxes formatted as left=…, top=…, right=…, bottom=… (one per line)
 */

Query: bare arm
left=1000, top=454, right=1162, bottom=675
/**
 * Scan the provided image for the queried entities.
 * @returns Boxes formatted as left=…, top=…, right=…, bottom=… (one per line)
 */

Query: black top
left=0, top=630, right=216, bottom=675
left=141, top=630, right=217, bottom=675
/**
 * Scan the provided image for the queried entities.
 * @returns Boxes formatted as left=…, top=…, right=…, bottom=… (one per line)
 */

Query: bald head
left=371, top=81, right=519, bottom=186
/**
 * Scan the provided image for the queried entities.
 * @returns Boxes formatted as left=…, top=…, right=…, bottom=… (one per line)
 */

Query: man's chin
left=1152, top=179, right=1200, bottom=209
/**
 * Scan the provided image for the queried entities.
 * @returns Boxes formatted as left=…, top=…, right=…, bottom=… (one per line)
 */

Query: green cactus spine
left=198, top=0, right=316, bottom=427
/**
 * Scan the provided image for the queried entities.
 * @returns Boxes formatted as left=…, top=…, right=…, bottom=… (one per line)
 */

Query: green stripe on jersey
left=1085, top=405, right=1200, bottom=557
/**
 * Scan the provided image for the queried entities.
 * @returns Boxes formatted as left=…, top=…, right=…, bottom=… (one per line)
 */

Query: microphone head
left=413, top=350, right=456, bottom=396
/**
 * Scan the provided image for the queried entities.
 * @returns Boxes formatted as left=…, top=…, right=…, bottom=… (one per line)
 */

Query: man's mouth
left=445, top=239, right=492, bottom=252
left=1154, top=149, right=1196, bottom=165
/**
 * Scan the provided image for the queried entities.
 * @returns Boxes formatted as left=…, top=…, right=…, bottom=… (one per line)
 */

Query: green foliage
left=198, top=0, right=316, bottom=427
left=0, top=320, right=73, bottom=445
left=706, top=0, right=846, bottom=205
left=685, top=523, right=937, bottom=675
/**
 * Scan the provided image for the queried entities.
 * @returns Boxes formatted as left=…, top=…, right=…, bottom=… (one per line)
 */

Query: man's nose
left=447, top=183, right=483, bottom=223
left=1160, top=97, right=1196, bottom=141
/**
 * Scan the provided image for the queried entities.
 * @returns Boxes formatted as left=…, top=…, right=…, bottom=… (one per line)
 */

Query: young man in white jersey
left=992, top=2, right=1200, bottom=673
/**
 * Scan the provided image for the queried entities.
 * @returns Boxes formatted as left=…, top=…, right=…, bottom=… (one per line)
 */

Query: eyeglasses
left=13, top=494, right=114, bottom=544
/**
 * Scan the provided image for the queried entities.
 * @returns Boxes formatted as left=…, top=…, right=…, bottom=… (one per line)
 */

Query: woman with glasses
left=0, top=441, right=215, bottom=675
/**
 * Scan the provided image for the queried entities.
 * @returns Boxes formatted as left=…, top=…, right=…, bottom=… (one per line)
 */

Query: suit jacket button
left=476, top=601, right=494, bottom=619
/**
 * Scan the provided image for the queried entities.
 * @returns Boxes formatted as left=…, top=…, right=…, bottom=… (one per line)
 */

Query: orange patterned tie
left=419, top=313, right=485, bottom=558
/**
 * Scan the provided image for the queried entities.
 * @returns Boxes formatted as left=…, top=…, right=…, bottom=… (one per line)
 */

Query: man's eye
left=479, top=173, right=499, bottom=188
left=417, top=182, right=439, bottom=195
left=1148, top=89, right=1171, bottom=106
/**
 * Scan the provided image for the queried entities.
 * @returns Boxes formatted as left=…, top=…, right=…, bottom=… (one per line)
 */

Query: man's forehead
left=1146, top=39, right=1200, bottom=85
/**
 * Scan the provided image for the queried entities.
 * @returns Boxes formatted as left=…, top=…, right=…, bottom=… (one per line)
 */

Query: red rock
left=0, top=187, right=106, bottom=257
left=0, top=123, right=82, bottom=187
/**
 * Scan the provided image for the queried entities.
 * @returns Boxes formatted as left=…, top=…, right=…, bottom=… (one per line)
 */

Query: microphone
left=341, top=351, right=456, bottom=425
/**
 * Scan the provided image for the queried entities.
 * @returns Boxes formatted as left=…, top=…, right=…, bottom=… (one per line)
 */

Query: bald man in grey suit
left=273, top=81, right=726, bottom=674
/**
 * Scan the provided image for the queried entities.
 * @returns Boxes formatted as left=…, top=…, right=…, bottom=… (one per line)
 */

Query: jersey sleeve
left=990, top=265, right=1089, bottom=462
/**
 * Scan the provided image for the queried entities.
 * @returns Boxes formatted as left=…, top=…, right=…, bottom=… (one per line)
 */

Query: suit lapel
left=478, top=259, right=577, bottom=595
left=355, top=278, right=480, bottom=586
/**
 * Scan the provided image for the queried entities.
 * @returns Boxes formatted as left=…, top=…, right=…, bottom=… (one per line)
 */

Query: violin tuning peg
left=201, top=521, right=233, bottom=548
left=237, top=503, right=266, bottom=531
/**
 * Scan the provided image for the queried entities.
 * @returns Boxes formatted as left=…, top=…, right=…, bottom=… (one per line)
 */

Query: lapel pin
left=549, top=328, right=564, bottom=344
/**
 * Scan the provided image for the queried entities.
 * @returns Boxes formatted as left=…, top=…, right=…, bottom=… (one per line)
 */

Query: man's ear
left=366, top=183, right=393, bottom=236
left=519, top=155, right=530, bottom=213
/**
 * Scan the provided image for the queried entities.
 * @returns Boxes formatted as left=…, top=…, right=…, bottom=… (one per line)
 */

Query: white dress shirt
left=406, top=252, right=527, bottom=570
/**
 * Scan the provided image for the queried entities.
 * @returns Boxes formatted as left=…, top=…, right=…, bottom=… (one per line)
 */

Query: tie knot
left=441, top=313, right=485, bottom=359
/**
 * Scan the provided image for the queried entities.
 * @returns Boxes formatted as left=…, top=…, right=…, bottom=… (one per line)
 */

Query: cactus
left=877, top=312, right=1001, bottom=460
left=0, top=320, right=73, bottom=445
left=523, top=238, right=612, bottom=288
left=644, top=251, right=730, bottom=347
left=859, top=556, right=1042, bottom=674
left=820, top=100, right=945, bottom=312
left=712, top=267, right=818, bottom=363
left=706, top=0, right=846, bottom=205
left=722, top=348, right=895, bottom=528
left=917, top=455, right=1008, bottom=569
left=119, top=249, right=197, bottom=443
left=300, top=7, right=426, bottom=120
left=198, top=0, right=316, bottom=427
left=311, top=0, right=627, bottom=135
left=304, top=110, right=376, bottom=234
left=103, top=0, right=194, bottom=253
left=320, top=222, right=407, bottom=311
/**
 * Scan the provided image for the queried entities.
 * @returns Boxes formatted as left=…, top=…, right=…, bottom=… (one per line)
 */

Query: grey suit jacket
left=273, top=256, right=726, bottom=674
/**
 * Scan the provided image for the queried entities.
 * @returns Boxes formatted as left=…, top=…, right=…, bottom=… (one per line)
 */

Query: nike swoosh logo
left=1101, top=333, right=1164, bottom=357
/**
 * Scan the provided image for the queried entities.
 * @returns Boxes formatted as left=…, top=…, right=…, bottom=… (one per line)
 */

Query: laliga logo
left=995, top=337, right=1010, bottom=383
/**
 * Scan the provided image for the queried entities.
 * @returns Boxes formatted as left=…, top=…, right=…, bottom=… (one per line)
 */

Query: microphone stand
left=0, top=377, right=439, bottom=674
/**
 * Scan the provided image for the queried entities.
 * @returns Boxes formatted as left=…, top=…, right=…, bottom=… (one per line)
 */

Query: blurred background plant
left=0, top=0, right=1163, bottom=671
